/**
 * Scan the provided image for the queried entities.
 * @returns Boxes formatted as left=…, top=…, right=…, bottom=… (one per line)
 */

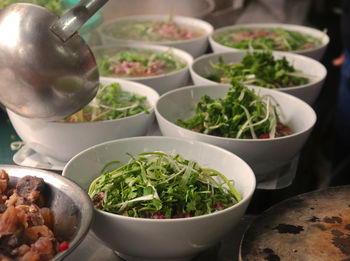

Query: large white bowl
left=98, top=14, right=214, bottom=58
left=7, top=78, right=159, bottom=162
left=92, top=43, right=193, bottom=95
left=209, top=23, right=329, bottom=61
left=190, top=50, right=327, bottom=105
left=155, top=84, right=317, bottom=180
left=62, top=136, right=256, bottom=261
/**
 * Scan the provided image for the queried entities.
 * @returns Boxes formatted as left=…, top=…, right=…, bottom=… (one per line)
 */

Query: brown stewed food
left=0, top=170, right=68, bottom=261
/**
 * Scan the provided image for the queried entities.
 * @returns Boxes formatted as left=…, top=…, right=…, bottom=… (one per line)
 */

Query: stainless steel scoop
left=0, top=0, right=108, bottom=121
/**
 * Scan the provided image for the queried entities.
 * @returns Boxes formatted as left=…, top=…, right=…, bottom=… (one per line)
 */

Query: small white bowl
left=92, top=43, right=193, bottom=95
left=98, top=14, right=214, bottom=58
left=62, top=136, right=256, bottom=261
left=190, top=51, right=327, bottom=105
left=7, top=78, right=159, bottom=162
left=155, top=84, right=316, bottom=180
left=209, top=23, right=329, bottom=61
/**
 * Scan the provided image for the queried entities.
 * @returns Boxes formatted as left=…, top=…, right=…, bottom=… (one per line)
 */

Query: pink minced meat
left=113, top=60, right=166, bottom=77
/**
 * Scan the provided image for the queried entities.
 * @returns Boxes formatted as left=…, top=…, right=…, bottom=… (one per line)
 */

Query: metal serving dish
left=0, top=165, right=94, bottom=260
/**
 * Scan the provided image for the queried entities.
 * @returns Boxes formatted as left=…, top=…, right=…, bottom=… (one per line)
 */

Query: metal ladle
left=0, top=0, right=108, bottom=121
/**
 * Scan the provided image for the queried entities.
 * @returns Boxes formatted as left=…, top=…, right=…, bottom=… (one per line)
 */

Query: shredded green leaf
left=88, top=151, right=241, bottom=219
left=176, top=81, right=293, bottom=139
left=62, top=82, right=150, bottom=122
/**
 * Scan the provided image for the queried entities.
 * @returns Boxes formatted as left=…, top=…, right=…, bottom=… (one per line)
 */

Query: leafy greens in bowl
left=98, top=14, right=214, bottom=58
left=62, top=136, right=256, bottom=261
left=89, top=151, right=241, bottom=219
left=206, top=51, right=309, bottom=89
left=61, top=82, right=150, bottom=122
left=155, top=83, right=316, bottom=180
left=190, top=50, right=327, bottom=105
left=176, top=81, right=293, bottom=139
left=7, top=78, right=159, bottom=162
left=209, top=23, right=329, bottom=60
left=93, top=43, right=193, bottom=95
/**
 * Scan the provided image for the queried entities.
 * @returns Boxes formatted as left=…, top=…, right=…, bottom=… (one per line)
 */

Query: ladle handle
left=50, top=0, right=109, bottom=42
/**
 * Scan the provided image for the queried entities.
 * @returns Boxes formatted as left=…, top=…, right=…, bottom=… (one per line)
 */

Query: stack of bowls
left=6, top=10, right=330, bottom=260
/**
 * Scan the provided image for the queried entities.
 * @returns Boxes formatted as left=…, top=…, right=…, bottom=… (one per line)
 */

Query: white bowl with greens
left=93, top=43, right=193, bottom=95
left=209, top=23, right=329, bottom=61
left=155, top=83, right=316, bottom=181
left=62, top=136, right=256, bottom=261
left=190, top=50, right=327, bottom=105
left=98, top=14, right=214, bottom=58
left=7, top=78, right=159, bottom=162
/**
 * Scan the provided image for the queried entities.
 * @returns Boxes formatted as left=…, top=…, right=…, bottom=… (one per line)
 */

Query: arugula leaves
left=207, top=51, right=309, bottom=88
left=88, top=151, right=240, bottom=218
left=176, top=81, right=291, bottom=139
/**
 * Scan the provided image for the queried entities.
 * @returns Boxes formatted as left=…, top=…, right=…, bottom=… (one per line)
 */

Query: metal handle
left=50, top=0, right=109, bottom=42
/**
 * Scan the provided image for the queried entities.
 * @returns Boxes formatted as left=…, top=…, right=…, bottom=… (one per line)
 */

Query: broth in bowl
left=101, top=16, right=205, bottom=42
left=213, top=27, right=323, bottom=52
left=97, top=48, right=186, bottom=78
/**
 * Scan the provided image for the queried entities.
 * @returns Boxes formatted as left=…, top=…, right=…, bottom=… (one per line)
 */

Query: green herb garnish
left=62, top=82, right=149, bottom=122
left=207, top=51, right=309, bottom=88
left=176, top=81, right=292, bottom=139
left=97, top=49, right=186, bottom=77
left=214, top=27, right=322, bottom=51
left=88, top=151, right=241, bottom=219
left=0, top=0, right=64, bottom=15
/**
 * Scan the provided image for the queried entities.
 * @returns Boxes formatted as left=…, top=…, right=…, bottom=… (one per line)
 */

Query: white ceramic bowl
left=190, top=50, right=327, bottom=105
left=62, top=136, right=256, bottom=261
left=1, top=164, right=93, bottom=261
left=98, top=14, right=214, bottom=58
left=92, top=43, right=193, bottom=95
left=155, top=84, right=316, bottom=180
left=7, top=78, right=159, bottom=162
left=209, top=23, right=329, bottom=61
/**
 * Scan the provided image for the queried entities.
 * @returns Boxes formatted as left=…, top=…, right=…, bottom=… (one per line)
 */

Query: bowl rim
left=209, top=22, right=330, bottom=54
left=0, top=164, right=94, bottom=260
left=155, top=84, right=317, bottom=143
left=98, top=14, right=214, bottom=45
left=63, top=135, right=256, bottom=223
left=190, top=50, right=327, bottom=91
left=6, top=78, right=159, bottom=126
left=92, top=43, right=193, bottom=81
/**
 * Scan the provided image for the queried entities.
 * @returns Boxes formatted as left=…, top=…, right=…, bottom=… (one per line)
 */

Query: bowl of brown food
left=0, top=165, right=93, bottom=261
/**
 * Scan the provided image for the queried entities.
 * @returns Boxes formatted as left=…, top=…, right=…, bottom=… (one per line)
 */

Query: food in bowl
left=213, top=27, right=323, bottom=52
left=176, top=81, right=292, bottom=139
left=61, top=82, right=150, bottom=122
left=207, top=51, right=309, bottom=88
left=101, top=13, right=205, bottom=42
left=97, top=48, right=186, bottom=78
left=0, top=170, right=68, bottom=260
left=89, top=151, right=241, bottom=219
